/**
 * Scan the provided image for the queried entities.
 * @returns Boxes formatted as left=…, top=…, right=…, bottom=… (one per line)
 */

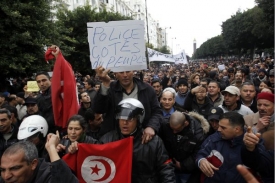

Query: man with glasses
left=0, top=109, right=18, bottom=158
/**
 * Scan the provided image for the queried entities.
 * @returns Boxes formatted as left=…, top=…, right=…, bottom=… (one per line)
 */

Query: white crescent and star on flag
left=81, top=156, right=116, bottom=183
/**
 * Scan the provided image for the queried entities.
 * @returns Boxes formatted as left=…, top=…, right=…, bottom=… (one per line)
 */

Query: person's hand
left=142, top=127, right=155, bottom=144
left=236, top=165, right=259, bottom=183
left=45, top=131, right=60, bottom=151
left=243, top=126, right=261, bottom=151
left=256, top=116, right=271, bottom=132
left=68, top=141, right=79, bottom=154
left=199, top=158, right=219, bottom=177
left=49, top=45, right=60, bottom=58
left=173, top=158, right=181, bottom=170
left=191, top=86, right=204, bottom=95
left=95, top=66, right=111, bottom=86
left=56, top=144, right=66, bottom=153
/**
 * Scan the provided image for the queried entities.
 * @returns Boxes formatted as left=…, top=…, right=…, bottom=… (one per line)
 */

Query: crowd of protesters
left=0, top=51, right=274, bottom=183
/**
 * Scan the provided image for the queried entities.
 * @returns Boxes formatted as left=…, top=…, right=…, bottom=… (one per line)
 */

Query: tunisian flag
left=63, top=137, right=133, bottom=183
left=48, top=49, right=79, bottom=128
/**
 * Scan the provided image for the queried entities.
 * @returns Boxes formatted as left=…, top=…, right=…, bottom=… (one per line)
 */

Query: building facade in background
left=62, top=0, right=168, bottom=50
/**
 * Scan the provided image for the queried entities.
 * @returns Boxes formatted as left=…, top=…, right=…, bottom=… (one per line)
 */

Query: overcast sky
left=146, top=0, right=256, bottom=56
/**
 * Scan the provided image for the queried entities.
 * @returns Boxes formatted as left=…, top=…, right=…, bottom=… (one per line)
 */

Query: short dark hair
left=78, top=91, right=88, bottom=101
left=87, top=79, right=95, bottom=87
left=0, top=109, right=11, bottom=118
left=66, top=115, right=87, bottom=131
left=219, top=112, right=244, bottom=129
left=240, top=81, right=255, bottom=89
left=35, top=71, right=50, bottom=80
left=151, top=79, right=161, bottom=85
left=209, top=80, right=221, bottom=88
left=1, top=106, right=18, bottom=118
left=84, top=108, right=95, bottom=121
left=200, top=78, right=209, bottom=84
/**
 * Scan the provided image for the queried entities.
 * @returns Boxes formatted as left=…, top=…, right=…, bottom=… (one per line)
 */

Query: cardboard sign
left=27, top=81, right=39, bottom=92
left=87, top=20, right=147, bottom=72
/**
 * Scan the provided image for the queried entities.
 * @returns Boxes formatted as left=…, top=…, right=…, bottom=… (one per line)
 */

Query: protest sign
left=87, top=20, right=147, bottom=72
left=148, top=48, right=188, bottom=64
left=27, top=81, right=39, bottom=92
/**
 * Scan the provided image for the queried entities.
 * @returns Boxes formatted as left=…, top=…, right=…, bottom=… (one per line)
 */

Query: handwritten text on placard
left=87, top=20, right=147, bottom=72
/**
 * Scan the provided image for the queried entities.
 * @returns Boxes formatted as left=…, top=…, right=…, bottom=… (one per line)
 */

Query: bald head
left=170, top=111, right=186, bottom=126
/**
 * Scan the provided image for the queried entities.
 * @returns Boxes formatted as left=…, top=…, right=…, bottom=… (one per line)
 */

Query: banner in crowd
left=63, top=137, right=133, bottom=183
left=147, top=48, right=188, bottom=64
left=87, top=20, right=147, bottom=72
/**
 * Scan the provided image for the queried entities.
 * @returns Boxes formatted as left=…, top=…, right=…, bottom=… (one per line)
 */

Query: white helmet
left=116, top=98, right=145, bottom=123
left=18, top=115, right=48, bottom=140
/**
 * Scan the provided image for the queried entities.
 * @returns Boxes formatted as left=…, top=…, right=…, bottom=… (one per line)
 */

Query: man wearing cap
left=253, top=69, right=267, bottom=90
left=22, top=98, right=40, bottom=120
left=207, top=107, right=224, bottom=135
left=218, top=86, right=254, bottom=116
left=244, top=92, right=274, bottom=133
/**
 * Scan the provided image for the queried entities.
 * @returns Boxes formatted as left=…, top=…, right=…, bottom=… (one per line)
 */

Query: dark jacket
left=100, top=128, right=176, bottom=183
left=92, top=77, right=162, bottom=135
left=183, top=92, right=213, bottom=119
left=77, top=102, right=91, bottom=118
left=36, top=88, right=55, bottom=133
left=0, top=124, right=18, bottom=158
left=0, top=158, right=78, bottom=183
left=196, top=132, right=246, bottom=183
left=241, top=142, right=274, bottom=183
left=159, top=113, right=207, bottom=174
left=240, top=98, right=258, bottom=113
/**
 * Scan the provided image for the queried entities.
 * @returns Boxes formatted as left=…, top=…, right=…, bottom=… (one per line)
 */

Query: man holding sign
left=93, top=66, right=162, bottom=144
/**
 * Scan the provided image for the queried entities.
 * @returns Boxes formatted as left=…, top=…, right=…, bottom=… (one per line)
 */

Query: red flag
left=50, top=50, right=79, bottom=128
left=63, top=137, right=133, bottom=183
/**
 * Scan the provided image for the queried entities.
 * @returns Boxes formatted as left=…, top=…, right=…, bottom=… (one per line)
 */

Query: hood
left=188, top=111, right=210, bottom=134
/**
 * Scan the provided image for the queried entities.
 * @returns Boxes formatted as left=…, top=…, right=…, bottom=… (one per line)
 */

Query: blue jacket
left=196, top=132, right=246, bottom=183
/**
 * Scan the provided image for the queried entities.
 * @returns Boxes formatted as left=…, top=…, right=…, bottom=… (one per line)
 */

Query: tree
left=55, top=5, right=132, bottom=74
left=0, top=0, right=56, bottom=76
left=193, top=35, right=226, bottom=59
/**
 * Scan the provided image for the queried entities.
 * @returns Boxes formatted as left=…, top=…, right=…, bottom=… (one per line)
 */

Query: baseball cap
left=221, top=86, right=240, bottom=96
left=24, top=97, right=37, bottom=105
left=208, top=107, right=224, bottom=121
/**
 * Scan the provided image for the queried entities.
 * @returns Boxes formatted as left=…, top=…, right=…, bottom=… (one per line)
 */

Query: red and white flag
left=49, top=50, right=79, bottom=128
left=63, top=137, right=133, bottom=183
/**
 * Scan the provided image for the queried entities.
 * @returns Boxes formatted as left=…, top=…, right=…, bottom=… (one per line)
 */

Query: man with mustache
left=244, top=92, right=274, bottom=133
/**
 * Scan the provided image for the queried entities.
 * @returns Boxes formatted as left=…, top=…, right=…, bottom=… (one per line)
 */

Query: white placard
left=87, top=20, right=147, bottom=72
left=218, top=64, right=225, bottom=71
